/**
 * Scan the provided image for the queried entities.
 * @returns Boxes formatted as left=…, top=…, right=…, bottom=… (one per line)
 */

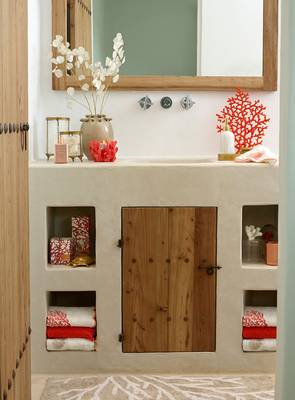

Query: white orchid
left=50, top=33, right=125, bottom=115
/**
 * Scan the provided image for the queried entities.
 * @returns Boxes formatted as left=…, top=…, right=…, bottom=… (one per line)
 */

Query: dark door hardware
left=118, top=333, right=125, bottom=342
left=117, top=239, right=123, bottom=248
left=198, top=265, right=222, bottom=276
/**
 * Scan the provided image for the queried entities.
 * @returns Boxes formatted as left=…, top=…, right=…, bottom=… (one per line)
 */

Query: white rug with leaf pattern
left=40, top=375, right=274, bottom=399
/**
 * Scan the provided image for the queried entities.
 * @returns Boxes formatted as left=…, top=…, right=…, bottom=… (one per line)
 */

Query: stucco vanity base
left=30, top=161, right=279, bottom=374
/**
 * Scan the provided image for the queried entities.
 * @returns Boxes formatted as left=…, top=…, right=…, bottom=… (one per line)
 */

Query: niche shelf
left=47, top=206, right=96, bottom=269
left=46, top=291, right=97, bottom=352
left=242, top=290, right=277, bottom=353
left=244, top=290, right=277, bottom=307
left=242, top=205, right=279, bottom=268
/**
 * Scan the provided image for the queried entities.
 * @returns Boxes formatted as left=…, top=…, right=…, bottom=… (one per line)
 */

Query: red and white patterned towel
left=47, top=307, right=96, bottom=328
left=243, top=307, right=277, bottom=328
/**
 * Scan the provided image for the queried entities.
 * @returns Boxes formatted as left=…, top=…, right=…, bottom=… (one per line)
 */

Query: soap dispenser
left=218, top=118, right=236, bottom=161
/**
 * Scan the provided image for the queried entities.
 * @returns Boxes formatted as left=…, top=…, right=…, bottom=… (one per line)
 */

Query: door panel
left=122, top=208, right=169, bottom=352
left=168, top=208, right=195, bottom=352
left=193, top=208, right=217, bottom=352
left=0, top=0, right=30, bottom=398
left=122, top=207, right=217, bottom=353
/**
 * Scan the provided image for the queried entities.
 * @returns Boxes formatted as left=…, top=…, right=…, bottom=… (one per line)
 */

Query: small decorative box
left=266, top=241, right=278, bottom=266
left=72, top=216, right=90, bottom=255
left=49, top=237, right=75, bottom=265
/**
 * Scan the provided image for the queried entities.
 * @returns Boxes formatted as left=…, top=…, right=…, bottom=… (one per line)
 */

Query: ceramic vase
left=80, top=115, right=114, bottom=160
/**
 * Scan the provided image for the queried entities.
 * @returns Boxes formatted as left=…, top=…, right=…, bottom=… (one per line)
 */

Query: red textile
left=47, top=327, right=96, bottom=341
left=243, top=327, right=277, bottom=339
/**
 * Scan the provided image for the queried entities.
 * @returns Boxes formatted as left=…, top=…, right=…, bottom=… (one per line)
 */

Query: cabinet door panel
left=122, top=208, right=169, bottom=353
left=168, top=208, right=196, bottom=352
left=122, top=207, right=217, bottom=353
left=192, top=208, right=217, bottom=352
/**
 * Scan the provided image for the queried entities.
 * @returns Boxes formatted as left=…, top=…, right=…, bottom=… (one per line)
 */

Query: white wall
left=28, top=0, right=279, bottom=161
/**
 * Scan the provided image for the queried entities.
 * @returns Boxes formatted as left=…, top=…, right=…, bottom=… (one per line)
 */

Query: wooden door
left=122, top=207, right=217, bottom=353
left=0, top=0, right=31, bottom=399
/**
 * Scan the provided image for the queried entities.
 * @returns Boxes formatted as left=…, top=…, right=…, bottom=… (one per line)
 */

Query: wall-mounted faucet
left=180, top=96, right=195, bottom=110
left=139, top=96, right=153, bottom=110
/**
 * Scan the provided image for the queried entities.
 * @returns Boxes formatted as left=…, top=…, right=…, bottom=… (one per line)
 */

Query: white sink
left=120, top=156, right=216, bottom=164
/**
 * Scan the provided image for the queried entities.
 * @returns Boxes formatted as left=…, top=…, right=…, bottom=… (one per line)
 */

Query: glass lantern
left=46, top=117, right=70, bottom=160
left=60, top=131, right=83, bottom=162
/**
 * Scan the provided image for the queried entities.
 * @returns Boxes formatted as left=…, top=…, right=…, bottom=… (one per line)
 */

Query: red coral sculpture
left=89, top=140, right=118, bottom=162
left=216, top=89, right=270, bottom=153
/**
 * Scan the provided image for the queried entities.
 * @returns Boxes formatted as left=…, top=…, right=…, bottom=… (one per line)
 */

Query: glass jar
left=243, top=238, right=265, bottom=264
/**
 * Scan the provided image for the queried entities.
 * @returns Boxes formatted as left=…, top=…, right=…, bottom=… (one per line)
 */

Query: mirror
left=53, top=0, right=278, bottom=91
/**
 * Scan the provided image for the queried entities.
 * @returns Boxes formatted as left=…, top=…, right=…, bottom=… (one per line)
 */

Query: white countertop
left=30, top=158, right=279, bottom=168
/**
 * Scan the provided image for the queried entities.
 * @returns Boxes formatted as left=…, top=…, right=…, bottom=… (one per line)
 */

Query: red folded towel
left=47, top=327, right=96, bottom=341
left=242, top=327, right=277, bottom=339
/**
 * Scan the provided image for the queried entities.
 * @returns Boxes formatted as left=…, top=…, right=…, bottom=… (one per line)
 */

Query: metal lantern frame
left=60, top=130, right=83, bottom=162
left=46, top=117, right=70, bottom=160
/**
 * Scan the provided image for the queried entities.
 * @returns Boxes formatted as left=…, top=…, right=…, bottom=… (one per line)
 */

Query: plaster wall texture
left=30, top=162, right=278, bottom=374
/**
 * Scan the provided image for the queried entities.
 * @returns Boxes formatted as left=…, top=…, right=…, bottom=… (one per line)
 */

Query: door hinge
left=118, top=333, right=125, bottom=342
left=117, top=239, right=123, bottom=248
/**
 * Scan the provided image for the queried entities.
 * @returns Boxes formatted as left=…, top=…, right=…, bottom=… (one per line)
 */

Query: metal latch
left=198, top=265, right=222, bottom=276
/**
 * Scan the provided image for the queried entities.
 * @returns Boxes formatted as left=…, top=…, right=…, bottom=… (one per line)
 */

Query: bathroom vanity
left=29, top=160, right=279, bottom=374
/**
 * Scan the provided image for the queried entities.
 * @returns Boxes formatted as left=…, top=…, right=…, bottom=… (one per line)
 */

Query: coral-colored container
left=266, top=241, right=278, bottom=266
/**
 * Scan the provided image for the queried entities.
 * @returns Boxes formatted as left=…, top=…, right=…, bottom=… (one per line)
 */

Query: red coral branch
left=216, top=89, right=270, bottom=152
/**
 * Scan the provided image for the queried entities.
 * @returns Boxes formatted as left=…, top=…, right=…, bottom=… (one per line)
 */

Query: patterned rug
left=40, top=375, right=275, bottom=399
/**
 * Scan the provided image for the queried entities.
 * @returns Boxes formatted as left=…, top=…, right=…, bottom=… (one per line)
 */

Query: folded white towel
left=235, top=145, right=278, bottom=165
left=243, top=339, right=276, bottom=352
left=47, top=307, right=96, bottom=328
left=243, top=307, right=277, bottom=327
left=47, top=338, right=95, bottom=352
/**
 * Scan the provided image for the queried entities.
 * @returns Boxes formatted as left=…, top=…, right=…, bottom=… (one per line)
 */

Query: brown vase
left=80, top=115, right=114, bottom=160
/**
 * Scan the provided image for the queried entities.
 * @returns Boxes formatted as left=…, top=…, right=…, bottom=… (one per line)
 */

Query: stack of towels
left=46, top=306, right=96, bottom=351
left=242, top=306, right=277, bottom=352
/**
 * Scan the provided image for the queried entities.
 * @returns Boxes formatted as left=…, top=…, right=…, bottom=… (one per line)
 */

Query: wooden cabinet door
left=0, top=0, right=30, bottom=399
left=122, top=207, right=217, bottom=353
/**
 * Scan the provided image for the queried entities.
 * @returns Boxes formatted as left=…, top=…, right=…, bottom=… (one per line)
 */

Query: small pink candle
left=266, top=241, right=278, bottom=266
left=54, top=143, right=68, bottom=164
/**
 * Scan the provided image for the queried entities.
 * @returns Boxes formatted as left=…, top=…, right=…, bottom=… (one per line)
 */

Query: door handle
left=198, top=265, right=222, bottom=276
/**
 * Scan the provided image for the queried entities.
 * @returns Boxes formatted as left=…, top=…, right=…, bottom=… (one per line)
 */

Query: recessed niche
left=46, top=291, right=97, bottom=352
left=244, top=290, right=277, bottom=308
left=47, top=207, right=96, bottom=269
left=47, top=291, right=96, bottom=307
left=242, top=205, right=278, bottom=266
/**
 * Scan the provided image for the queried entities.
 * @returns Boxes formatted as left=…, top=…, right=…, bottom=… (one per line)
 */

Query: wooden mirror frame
left=52, top=0, right=278, bottom=91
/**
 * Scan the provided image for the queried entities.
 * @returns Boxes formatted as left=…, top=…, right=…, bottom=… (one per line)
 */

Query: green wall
left=93, top=0, right=198, bottom=76
left=277, top=0, right=295, bottom=398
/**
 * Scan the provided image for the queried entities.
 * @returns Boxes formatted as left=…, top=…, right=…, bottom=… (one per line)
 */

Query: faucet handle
left=139, top=96, right=153, bottom=110
left=181, top=95, right=195, bottom=110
